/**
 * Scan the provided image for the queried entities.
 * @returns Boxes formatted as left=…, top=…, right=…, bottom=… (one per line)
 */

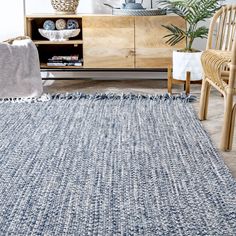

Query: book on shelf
left=51, top=56, right=80, bottom=61
left=47, top=55, right=83, bottom=67
left=47, top=62, right=83, bottom=67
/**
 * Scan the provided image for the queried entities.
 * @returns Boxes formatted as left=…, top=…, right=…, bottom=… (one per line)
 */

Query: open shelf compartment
left=29, top=17, right=83, bottom=41
left=37, top=44, right=83, bottom=69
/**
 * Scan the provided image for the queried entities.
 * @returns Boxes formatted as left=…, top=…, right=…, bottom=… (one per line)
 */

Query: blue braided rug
left=0, top=93, right=235, bottom=235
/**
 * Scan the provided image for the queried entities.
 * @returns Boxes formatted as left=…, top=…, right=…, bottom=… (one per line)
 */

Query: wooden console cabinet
left=25, top=14, right=185, bottom=71
left=83, top=16, right=135, bottom=68
left=135, top=16, right=185, bottom=68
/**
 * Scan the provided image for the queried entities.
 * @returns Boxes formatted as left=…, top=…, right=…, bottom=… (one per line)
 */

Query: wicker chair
left=199, top=4, right=236, bottom=151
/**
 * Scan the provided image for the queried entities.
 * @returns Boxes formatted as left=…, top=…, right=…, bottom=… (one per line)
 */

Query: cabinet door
left=135, top=16, right=186, bottom=68
left=83, top=16, right=135, bottom=68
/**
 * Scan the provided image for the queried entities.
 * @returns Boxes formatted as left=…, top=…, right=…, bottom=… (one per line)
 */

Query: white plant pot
left=173, top=51, right=203, bottom=81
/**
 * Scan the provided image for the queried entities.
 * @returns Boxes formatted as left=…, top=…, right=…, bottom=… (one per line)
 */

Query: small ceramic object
left=43, top=20, right=56, bottom=30
left=56, top=19, right=67, bottom=30
left=67, top=19, right=79, bottom=29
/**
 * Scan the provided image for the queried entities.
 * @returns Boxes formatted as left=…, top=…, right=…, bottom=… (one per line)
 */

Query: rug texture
left=0, top=93, right=235, bottom=235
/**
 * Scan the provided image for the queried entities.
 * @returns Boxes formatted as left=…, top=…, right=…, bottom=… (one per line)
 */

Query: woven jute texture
left=51, top=0, right=79, bottom=13
left=0, top=93, right=235, bottom=235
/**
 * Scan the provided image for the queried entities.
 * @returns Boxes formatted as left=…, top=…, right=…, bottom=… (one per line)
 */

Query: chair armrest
left=201, top=49, right=232, bottom=90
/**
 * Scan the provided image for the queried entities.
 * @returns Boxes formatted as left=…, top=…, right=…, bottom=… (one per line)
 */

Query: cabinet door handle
left=129, top=50, right=135, bottom=56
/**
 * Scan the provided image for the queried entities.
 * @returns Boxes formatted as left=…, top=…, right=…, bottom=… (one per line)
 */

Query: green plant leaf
left=162, top=24, right=186, bottom=46
left=158, top=0, right=222, bottom=50
left=189, top=26, right=209, bottom=39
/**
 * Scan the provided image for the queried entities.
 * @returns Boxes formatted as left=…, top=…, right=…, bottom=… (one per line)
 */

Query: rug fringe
left=0, top=92, right=197, bottom=104
left=0, top=94, right=51, bottom=104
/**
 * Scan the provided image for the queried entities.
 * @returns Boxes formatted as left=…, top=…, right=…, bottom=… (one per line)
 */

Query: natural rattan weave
left=199, top=4, right=236, bottom=151
left=4, top=36, right=30, bottom=44
left=201, top=50, right=232, bottom=92
left=51, top=0, right=79, bottom=14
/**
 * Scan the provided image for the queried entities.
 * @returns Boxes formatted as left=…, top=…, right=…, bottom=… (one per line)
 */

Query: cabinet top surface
left=25, top=13, right=109, bottom=18
left=25, top=13, right=177, bottom=18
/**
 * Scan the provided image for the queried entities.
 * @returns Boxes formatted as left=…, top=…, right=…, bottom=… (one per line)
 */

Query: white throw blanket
left=0, top=38, right=43, bottom=98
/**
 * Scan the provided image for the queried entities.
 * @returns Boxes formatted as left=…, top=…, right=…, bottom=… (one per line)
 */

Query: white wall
left=0, top=0, right=24, bottom=41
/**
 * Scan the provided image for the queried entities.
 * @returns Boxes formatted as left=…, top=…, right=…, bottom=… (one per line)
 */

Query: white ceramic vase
left=173, top=51, right=203, bottom=81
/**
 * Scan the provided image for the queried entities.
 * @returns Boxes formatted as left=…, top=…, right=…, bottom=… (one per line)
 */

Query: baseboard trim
left=41, top=71, right=168, bottom=80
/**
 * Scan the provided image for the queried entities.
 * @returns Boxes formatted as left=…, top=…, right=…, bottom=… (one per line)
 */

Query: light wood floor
left=43, top=79, right=236, bottom=178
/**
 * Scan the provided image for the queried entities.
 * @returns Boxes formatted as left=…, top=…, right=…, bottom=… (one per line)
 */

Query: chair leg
left=228, top=104, right=236, bottom=150
left=199, top=78, right=211, bottom=121
left=221, top=94, right=234, bottom=151
left=168, top=66, right=172, bottom=94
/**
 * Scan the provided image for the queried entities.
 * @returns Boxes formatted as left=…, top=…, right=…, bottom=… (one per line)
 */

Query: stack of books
left=47, top=55, right=83, bottom=67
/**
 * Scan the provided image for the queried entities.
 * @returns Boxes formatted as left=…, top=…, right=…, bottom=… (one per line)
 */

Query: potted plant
left=159, top=0, right=221, bottom=82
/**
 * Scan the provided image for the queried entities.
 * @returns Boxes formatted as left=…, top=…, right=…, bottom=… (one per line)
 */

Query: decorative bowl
left=38, top=29, right=81, bottom=41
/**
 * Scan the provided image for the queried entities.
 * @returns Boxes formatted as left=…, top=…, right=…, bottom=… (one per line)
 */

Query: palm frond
left=158, top=0, right=220, bottom=24
left=189, top=26, right=209, bottom=39
left=162, top=24, right=186, bottom=46
left=159, top=0, right=221, bottom=50
left=158, top=0, right=190, bottom=18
